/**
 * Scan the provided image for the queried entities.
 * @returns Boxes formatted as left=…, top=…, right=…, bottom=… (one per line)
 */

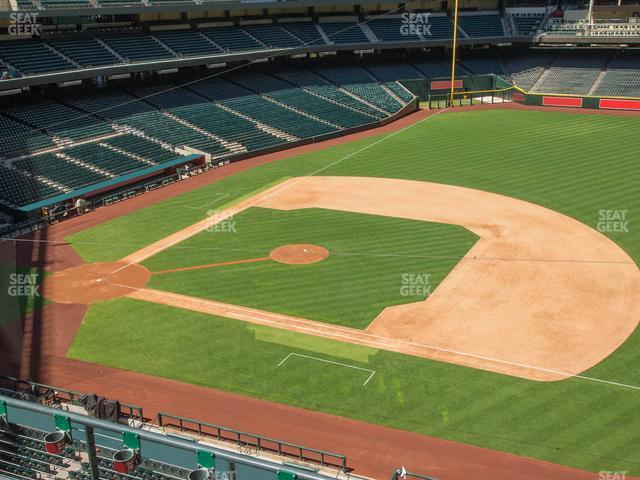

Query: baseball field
left=31, top=107, right=640, bottom=475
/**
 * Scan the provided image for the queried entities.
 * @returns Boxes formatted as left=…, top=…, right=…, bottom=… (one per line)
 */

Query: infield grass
left=67, top=108, right=640, bottom=474
left=143, top=207, right=477, bottom=328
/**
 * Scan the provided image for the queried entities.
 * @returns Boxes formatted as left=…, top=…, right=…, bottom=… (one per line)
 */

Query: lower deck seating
left=594, top=56, right=640, bottom=97
left=4, top=100, right=112, bottom=141
left=366, top=63, right=425, bottom=81
left=503, top=54, right=552, bottom=90
left=221, top=95, right=337, bottom=138
left=314, top=65, right=403, bottom=113
left=0, top=115, right=55, bottom=158
left=0, top=165, right=61, bottom=207
left=0, top=65, right=414, bottom=209
left=14, top=152, right=108, bottom=189
left=532, top=54, right=608, bottom=95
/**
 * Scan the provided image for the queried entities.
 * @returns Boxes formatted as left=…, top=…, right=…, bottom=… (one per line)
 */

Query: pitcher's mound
left=270, top=244, right=329, bottom=265
left=42, top=262, right=151, bottom=304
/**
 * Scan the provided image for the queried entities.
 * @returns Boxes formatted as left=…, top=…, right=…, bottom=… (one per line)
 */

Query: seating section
left=101, top=35, right=174, bottom=61
left=222, top=95, right=336, bottom=139
left=242, top=24, right=303, bottom=48
left=48, top=38, right=122, bottom=67
left=0, top=66, right=414, bottom=208
left=314, top=65, right=403, bottom=113
left=424, top=15, right=456, bottom=39
left=40, top=0, right=91, bottom=7
left=201, top=27, right=264, bottom=52
left=0, top=114, right=55, bottom=158
left=594, top=56, right=640, bottom=97
left=367, top=17, right=423, bottom=42
left=532, top=54, right=608, bottom=95
left=232, top=72, right=377, bottom=128
left=412, top=60, right=454, bottom=78
left=366, top=63, right=425, bottom=81
left=15, top=0, right=37, bottom=9
left=461, top=58, right=506, bottom=76
left=319, top=22, right=369, bottom=44
left=14, top=152, right=108, bottom=189
left=512, top=13, right=544, bottom=35
left=64, top=142, right=150, bottom=175
left=385, top=82, right=414, bottom=102
left=503, top=54, right=552, bottom=90
left=459, top=14, right=505, bottom=37
left=4, top=100, right=112, bottom=140
left=102, top=135, right=177, bottom=164
left=279, top=22, right=326, bottom=46
left=96, top=0, right=144, bottom=5
left=0, top=40, right=76, bottom=75
left=154, top=30, right=223, bottom=57
left=0, top=165, right=61, bottom=207
left=273, top=69, right=385, bottom=118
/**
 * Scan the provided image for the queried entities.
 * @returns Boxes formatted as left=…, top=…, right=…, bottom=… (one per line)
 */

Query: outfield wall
left=513, top=91, right=640, bottom=112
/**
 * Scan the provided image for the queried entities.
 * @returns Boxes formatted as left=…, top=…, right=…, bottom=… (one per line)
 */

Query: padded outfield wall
left=513, top=91, right=640, bottom=112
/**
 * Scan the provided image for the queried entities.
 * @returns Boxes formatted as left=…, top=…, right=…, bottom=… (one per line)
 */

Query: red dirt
left=270, top=244, right=329, bottom=265
left=11, top=104, right=638, bottom=480
left=41, top=262, right=151, bottom=304
left=153, top=256, right=271, bottom=275
left=9, top=302, right=601, bottom=480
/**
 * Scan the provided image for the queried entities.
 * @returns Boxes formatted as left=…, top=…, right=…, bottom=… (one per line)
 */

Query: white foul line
left=183, top=193, right=229, bottom=210
left=278, top=353, right=376, bottom=387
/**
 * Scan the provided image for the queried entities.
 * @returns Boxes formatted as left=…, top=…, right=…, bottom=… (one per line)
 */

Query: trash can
left=188, top=469, right=211, bottom=480
left=44, top=431, right=66, bottom=455
left=112, top=449, right=138, bottom=474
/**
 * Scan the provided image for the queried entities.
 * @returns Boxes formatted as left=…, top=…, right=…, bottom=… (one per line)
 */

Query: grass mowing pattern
left=67, top=109, right=640, bottom=474
left=144, top=207, right=477, bottom=328
left=69, top=297, right=640, bottom=475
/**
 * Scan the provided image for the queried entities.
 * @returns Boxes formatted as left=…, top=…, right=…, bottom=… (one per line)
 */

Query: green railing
left=0, top=376, right=146, bottom=425
left=156, top=412, right=350, bottom=473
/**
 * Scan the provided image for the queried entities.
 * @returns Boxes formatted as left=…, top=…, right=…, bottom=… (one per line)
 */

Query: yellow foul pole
left=449, top=0, right=460, bottom=107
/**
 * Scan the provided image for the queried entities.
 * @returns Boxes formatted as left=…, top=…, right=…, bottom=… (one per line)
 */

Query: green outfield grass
left=69, top=297, right=640, bottom=475
left=143, top=207, right=477, bottom=328
left=66, top=109, right=640, bottom=474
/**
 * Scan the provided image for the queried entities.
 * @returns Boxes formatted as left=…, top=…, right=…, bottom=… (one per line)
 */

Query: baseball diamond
left=1, top=2, right=640, bottom=479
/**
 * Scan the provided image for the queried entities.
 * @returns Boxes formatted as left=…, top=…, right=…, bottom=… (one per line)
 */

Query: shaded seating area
left=0, top=40, right=76, bottom=75
left=459, top=13, right=505, bottom=37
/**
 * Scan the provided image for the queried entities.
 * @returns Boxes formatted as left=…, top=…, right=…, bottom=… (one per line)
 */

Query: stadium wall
left=513, top=91, right=640, bottom=112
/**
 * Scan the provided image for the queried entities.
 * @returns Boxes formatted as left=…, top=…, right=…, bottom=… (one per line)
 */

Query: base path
left=249, top=176, right=640, bottom=381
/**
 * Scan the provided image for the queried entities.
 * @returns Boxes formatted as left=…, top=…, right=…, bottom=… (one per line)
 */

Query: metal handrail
left=155, top=412, right=350, bottom=473
left=0, top=376, right=146, bottom=425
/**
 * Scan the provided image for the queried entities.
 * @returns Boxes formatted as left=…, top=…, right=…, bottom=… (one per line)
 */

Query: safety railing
left=155, top=412, right=350, bottom=473
left=0, top=376, right=146, bottom=425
